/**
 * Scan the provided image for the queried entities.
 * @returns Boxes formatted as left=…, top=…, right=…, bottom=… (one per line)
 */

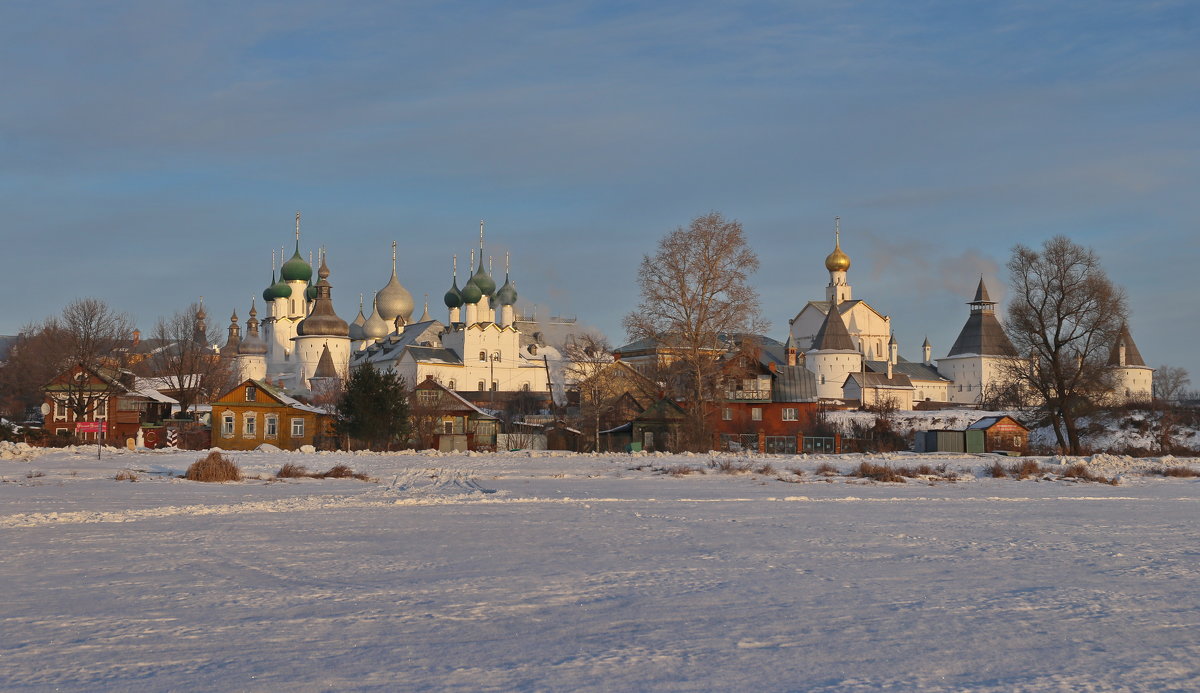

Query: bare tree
left=622, top=212, right=768, bottom=450
left=1003, top=236, right=1126, bottom=455
left=1153, top=365, right=1190, bottom=403
left=0, top=319, right=71, bottom=420
left=23, top=299, right=137, bottom=426
left=143, top=303, right=235, bottom=417
left=564, top=333, right=626, bottom=452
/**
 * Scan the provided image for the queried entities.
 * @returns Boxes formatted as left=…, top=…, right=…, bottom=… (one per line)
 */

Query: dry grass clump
left=987, top=461, right=1007, bottom=478
left=25, top=470, right=45, bottom=479
left=662, top=464, right=703, bottom=477
left=320, top=464, right=371, bottom=481
left=1159, top=466, right=1200, bottom=478
left=753, top=463, right=776, bottom=477
left=276, top=463, right=310, bottom=478
left=1008, top=459, right=1047, bottom=480
left=815, top=462, right=839, bottom=476
left=710, top=458, right=752, bottom=474
left=114, top=470, right=139, bottom=482
left=1060, top=463, right=1117, bottom=484
left=849, top=461, right=906, bottom=483
left=185, top=451, right=242, bottom=482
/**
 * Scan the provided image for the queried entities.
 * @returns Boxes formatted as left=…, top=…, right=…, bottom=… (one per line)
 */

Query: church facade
left=220, top=216, right=550, bottom=401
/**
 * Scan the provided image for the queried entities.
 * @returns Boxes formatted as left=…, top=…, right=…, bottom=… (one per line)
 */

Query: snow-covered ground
left=3, top=443, right=1200, bottom=691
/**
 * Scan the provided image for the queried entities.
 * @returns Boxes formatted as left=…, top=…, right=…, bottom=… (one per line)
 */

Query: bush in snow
left=276, top=463, right=310, bottom=478
left=1158, top=466, right=1200, bottom=478
left=186, top=452, right=242, bottom=482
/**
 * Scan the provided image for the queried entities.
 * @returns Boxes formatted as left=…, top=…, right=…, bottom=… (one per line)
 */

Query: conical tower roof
left=222, top=310, right=241, bottom=355
left=1108, top=323, right=1146, bottom=367
left=947, top=279, right=1015, bottom=357
left=313, top=343, right=340, bottom=379
left=810, top=305, right=856, bottom=351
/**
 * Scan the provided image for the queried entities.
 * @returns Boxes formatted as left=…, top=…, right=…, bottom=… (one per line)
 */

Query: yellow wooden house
left=211, top=380, right=334, bottom=451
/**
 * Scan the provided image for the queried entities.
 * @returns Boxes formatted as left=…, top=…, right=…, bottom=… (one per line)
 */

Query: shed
left=967, top=415, right=1029, bottom=453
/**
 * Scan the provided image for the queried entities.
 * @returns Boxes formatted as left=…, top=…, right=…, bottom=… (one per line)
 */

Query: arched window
left=492, top=351, right=501, bottom=362
left=529, top=344, right=538, bottom=355
left=477, top=380, right=486, bottom=391
left=820, top=375, right=826, bottom=385
left=447, top=380, right=456, bottom=390
left=521, top=382, right=530, bottom=391
left=491, top=381, right=498, bottom=391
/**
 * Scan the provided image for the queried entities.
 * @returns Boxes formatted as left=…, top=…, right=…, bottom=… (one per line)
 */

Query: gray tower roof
left=947, top=278, right=1015, bottom=357
left=1108, top=323, right=1146, bottom=366
left=810, top=305, right=856, bottom=351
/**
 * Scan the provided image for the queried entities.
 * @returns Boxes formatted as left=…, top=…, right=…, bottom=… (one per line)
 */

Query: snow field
left=2, top=446, right=1200, bottom=691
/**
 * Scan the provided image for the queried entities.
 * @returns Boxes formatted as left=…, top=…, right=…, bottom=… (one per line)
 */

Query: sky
left=3, top=1, right=1198, bottom=374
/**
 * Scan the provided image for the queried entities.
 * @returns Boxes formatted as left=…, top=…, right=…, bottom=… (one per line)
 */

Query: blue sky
left=3, top=1, right=1198, bottom=374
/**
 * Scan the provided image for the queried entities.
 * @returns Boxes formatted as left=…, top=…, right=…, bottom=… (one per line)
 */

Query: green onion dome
left=262, top=271, right=281, bottom=302
left=305, top=281, right=318, bottom=301
left=495, top=276, right=518, bottom=306
left=460, top=278, right=483, bottom=305
left=470, top=258, right=496, bottom=298
left=280, top=244, right=313, bottom=282
left=443, top=277, right=463, bottom=309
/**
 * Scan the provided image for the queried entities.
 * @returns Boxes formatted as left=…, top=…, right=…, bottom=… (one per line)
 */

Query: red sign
left=75, top=421, right=109, bottom=433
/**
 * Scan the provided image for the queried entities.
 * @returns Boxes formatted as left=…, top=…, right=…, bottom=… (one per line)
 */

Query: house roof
left=863, top=359, right=950, bottom=383
left=968, top=415, right=1028, bottom=432
left=845, top=371, right=915, bottom=390
left=405, top=346, right=463, bottom=365
left=415, top=380, right=497, bottom=419
left=772, top=365, right=818, bottom=402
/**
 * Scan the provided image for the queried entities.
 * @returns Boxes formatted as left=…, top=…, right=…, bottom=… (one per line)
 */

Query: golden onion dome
left=825, top=242, right=850, bottom=272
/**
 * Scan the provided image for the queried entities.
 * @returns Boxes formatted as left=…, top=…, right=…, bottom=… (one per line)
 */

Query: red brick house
left=44, top=365, right=178, bottom=446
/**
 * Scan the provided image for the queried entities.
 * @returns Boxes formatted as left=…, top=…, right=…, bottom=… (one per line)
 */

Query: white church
left=220, top=215, right=551, bottom=399
left=786, top=220, right=1153, bottom=408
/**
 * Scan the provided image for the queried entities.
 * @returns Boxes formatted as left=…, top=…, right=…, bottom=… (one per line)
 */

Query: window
left=447, top=380, right=456, bottom=390
left=820, top=375, right=826, bottom=385
left=243, top=414, right=256, bottom=437
left=266, top=416, right=278, bottom=438
left=479, top=351, right=487, bottom=362
left=95, top=399, right=107, bottom=417
left=521, top=382, right=530, bottom=392
left=443, top=421, right=454, bottom=434
left=722, top=408, right=732, bottom=421
left=782, top=408, right=798, bottom=421
left=54, top=399, right=67, bottom=420
left=491, top=381, right=498, bottom=391
left=529, top=344, right=538, bottom=356
left=751, top=408, right=762, bottom=421
left=417, top=389, right=439, bottom=404
left=245, top=385, right=257, bottom=401
left=222, top=414, right=234, bottom=437
left=478, top=380, right=486, bottom=391
left=291, top=418, right=305, bottom=437
left=492, top=351, right=501, bottom=362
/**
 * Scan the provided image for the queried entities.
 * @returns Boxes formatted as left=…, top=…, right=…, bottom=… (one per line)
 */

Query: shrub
left=753, top=463, right=776, bottom=477
left=114, top=470, right=138, bottom=482
left=987, top=461, right=1007, bottom=478
left=276, top=463, right=310, bottom=478
left=1159, top=466, right=1200, bottom=478
left=25, top=470, right=45, bottom=479
left=712, top=459, right=751, bottom=474
left=185, top=451, right=242, bottom=482
left=849, top=461, right=906, bottom=483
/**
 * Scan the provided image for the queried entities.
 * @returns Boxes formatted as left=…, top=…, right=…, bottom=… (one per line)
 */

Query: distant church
left=219, top=215, right=551, bottom=398
left=786, top=219, right=1152, bottom=407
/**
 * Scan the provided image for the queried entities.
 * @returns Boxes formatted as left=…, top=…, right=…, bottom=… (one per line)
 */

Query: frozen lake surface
left=2, top=444, right=1199, bottom=691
